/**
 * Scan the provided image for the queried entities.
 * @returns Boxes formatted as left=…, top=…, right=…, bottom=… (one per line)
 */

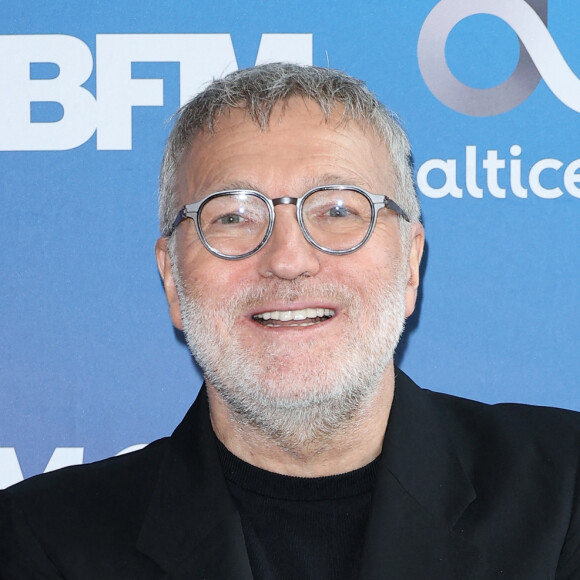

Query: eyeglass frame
left=168, top=184, right=411, bottom=260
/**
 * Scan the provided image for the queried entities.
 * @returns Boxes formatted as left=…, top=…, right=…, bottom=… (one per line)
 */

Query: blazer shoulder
left=419, top=384, right=580, bottom=479
left=426, top=387, right=580, bottom=438
left=0, top=436, right=172, bottom=545
left=395, top=369, right=580, bottom=471
left=0, top=438, right=177, bottom=578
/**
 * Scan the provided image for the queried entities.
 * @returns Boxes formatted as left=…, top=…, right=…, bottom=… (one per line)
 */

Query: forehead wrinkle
left=206, top=173, right=378, bottom=199
left=207, top=180, right=262, bottom=193
left=304, top=172, right=375, bottom=191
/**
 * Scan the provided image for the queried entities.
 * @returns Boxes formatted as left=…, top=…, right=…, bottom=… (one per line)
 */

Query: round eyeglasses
left=168, top=185, right=410, bottom=260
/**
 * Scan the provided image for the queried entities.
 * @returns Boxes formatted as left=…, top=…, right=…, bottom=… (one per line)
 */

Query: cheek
left=180, top=254, right=254, bottom=301
left=341, top=240, right=403, bottom=285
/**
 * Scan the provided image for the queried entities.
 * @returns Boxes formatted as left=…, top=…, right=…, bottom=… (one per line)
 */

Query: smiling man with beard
left=160, top=94, right=416, bottom=462
left=1, top=63, right=580, bottom=580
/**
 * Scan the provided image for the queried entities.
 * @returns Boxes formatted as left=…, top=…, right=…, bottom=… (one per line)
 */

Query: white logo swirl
left=418, top=0, right=580, bottom=115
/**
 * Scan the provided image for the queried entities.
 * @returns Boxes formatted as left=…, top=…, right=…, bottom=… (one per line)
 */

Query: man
left=0, top=63, right=579, bottom=579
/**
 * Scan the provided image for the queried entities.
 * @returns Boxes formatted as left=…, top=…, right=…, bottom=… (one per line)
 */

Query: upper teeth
left=254, top=308, right=334, bottom=322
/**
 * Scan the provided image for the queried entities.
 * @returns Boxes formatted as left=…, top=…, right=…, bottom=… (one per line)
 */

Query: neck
left=206, top=364, right=395, bottom=477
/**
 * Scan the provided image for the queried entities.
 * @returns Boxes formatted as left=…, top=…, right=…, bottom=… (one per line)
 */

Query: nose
left=256, top=204, right=321, bottom=280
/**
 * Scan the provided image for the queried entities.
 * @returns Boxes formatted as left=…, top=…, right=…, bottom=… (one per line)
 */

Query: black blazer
left=1, top=370, right=580, bottom=579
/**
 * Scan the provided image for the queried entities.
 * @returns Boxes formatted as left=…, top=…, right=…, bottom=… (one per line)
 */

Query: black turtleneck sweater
left=217, top=439, right=379, bottom=579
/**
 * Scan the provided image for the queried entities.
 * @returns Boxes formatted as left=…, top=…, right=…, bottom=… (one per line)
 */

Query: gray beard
left=173, top=266, right=407, bottom=452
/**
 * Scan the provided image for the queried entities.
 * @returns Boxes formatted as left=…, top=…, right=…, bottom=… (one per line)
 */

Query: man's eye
left=218, top=214, right=244, bottom=225
left=328, top=206, right=350, bottom=218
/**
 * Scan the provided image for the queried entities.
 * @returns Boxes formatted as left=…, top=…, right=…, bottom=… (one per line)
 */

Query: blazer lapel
left=136, top=389, right=253, bottom=579
left=359, top=370, right=496, bottom=579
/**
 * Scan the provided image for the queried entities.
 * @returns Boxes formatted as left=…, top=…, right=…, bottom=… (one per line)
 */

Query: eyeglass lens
left=302, top=188, right=372, bottom=251
left=198, top=189, right=374, bottom=257
left=198, top=193, right=271, bottom=256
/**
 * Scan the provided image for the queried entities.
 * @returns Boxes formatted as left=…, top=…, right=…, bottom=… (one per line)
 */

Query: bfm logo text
left=0, top=33, right=312, bottom=151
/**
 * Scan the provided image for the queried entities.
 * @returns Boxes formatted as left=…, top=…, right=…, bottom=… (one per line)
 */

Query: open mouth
left=253, top=307, right=335, bottom=328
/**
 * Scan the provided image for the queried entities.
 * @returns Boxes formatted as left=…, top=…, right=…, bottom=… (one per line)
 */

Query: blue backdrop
left=1, top=0, right=578, bottom=488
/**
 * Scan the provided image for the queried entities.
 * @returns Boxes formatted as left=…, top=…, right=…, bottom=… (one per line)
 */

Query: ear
left=155, top=237, right=184, bottom=330
left=404, top=222, right=425, bottom=318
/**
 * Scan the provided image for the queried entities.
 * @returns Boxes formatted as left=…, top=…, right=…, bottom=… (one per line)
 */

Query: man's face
left=156, top=98, right=424, bottom=445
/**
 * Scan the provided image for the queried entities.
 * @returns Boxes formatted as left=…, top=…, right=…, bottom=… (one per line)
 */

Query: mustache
left=217, top=280, right=363, bottom=311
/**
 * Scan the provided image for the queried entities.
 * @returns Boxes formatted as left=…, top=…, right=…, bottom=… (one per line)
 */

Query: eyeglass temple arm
left=168, top=207, right=189, bottom=236
left=384, top=197, right=410, bottom=222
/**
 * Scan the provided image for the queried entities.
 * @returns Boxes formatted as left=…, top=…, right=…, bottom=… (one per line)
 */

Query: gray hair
left=158, top=62, right=421, bottom=239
